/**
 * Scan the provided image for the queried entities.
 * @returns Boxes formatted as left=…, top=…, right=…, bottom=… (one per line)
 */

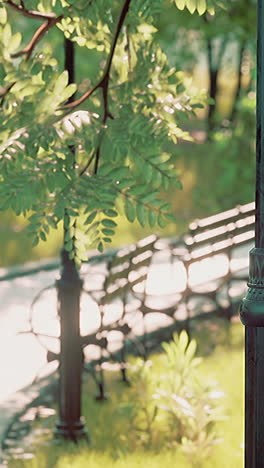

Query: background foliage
left=0, top=0, right=256, bottom=266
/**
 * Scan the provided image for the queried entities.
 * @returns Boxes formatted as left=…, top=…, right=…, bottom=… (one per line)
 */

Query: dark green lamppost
left=54, top=38, right=88, bottom=442
left=240, top=1, right=264, bottom=466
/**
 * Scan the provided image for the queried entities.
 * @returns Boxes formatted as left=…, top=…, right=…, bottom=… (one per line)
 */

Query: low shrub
left=117, top=331, right=226, bottom=466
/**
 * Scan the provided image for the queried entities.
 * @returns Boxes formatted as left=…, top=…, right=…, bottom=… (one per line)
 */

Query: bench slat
left=189, top=202, right=255, bottom=234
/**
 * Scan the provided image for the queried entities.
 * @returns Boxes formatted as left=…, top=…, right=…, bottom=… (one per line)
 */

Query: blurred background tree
left=0, top=0, right=256, bottom=266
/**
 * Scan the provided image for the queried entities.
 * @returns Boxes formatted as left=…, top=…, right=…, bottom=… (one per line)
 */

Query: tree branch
left=62, top=0, right=132, bottom=111
left=79, top=151, right=96, bottom=177
left=0, top=82, right=15, bottom=106
left=11, top=15, right=63, bottom=60
left=94, top=146, right=100, bottom=174
left=68, top=0, right=132, bottom=177
left=6, top=0, right=57, bottom=20
left=0, top=82, right=15, bottom=98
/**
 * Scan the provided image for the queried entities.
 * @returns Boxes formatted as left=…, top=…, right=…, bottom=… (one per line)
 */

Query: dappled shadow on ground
left=2, top=317, right=244, bottom=466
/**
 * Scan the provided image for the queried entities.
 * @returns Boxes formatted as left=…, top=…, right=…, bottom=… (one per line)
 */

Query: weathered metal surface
left=239, top=2, right=264, bottom=466
left=55, top=253, right=87, bottom=441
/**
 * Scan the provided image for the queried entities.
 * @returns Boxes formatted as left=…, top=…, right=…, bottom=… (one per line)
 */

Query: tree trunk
left=230, top=41, right=246, bottom=122
left=206, top=38, right=219, bottom=136
left=206, top=36, right=228, bottom=137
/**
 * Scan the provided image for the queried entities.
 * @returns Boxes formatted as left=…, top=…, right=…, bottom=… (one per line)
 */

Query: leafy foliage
left=117, top=331, right=226, bottom=465
left=173, top=0, right=217, bottom=15
left=160, top=0, right=256, bottom=131
left=192, top=95, right=255, bottom=213
left=0, top=0, right=206, bottom=264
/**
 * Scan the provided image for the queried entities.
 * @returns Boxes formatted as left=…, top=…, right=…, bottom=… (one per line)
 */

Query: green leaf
left=75, top=36, right=86, bottom=47
left=175, top=179, right=183, bottom=190
left=0, top=7, right=7, bottom=25
left=28, top=213, right=43, bottom=223
left=8, top=32, right=22, bottom=53
left=192, top=103, right=204, bottom=109
left=103, top=237, right=112, bottom=243
left=54, top=71, right=69, bottom=95
left=102, top=228, right=115, bottom=236
left=32, top=237, right=39, bottom=247
left=40, top=231, right=47, bottom=242
left=124, top=199, right=136, bottom=223
left=152, top=171, right=162, bottom=189
left=186, top=0, right=196, bottom=14
left=27, top=223, right=41, bottom=231
left=85, top=211, right=97, bottom=225
left=19, top=85, right=41, bottom=98
left=43, top=224, right=50, bottom=234
left=107, top=167, right=130, bottom=180
left=158, top=214, right=167, bottom=228
left=60, top=84, right=77, bottom=103
left=197, top=0, right=207, bottom=15
left=137, top=23, right=158, bottom=34
left=178, top=330, right=189, bottom=353
left=175, top=0, right=186, bottom=10
left=64, top=228, right=74, bottom=241
left=47, top=217, right=58, bottom=229
left=65, top=239, right=73, bottom=252
left=68, top=250, right=75, bottom=260
left=75, top=257, right=82, bottom=268
left=136, top=203, right=147, bottom=227
left=75, top=230, right=87, bottom=242
left=98, top=241, right=104, bottom=253
left=101, top=218, right=117, bottom=228
left=160, top=203, right=171, bottom=211
left=3, top=23, right=11, bottom=46
left=164, top=213, right=177, bottom=223
left=128, top=185, right=147, bottom=196
left=67, top=209, right=78, bottom=217
left=148, top=210, right=157, bottom=228
left=145, top=164, right=153, bottom=184
left=186, top=339, right=197, bottom=361
left=141, top=192, right=158, bottom=204
left=207, top=5, right=215, bottom=15
left=102, top=209, right=118, bottom=218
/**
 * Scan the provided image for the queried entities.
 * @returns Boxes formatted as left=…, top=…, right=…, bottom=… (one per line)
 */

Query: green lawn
left=7, top=319, right=244, bottom=468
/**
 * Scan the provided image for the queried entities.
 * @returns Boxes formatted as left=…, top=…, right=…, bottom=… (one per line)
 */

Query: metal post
left=55, top=250, right=87, bottom=440
left=240, top=2, right=264, bottom=466
left=54, top=39, right=88, bottom=441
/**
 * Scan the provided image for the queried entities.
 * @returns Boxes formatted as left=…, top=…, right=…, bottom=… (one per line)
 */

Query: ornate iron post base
left=240, top=248, right=264, bottom=467
left=54, top=419, right=87, bottom=442
left=240, top=248, right=264, bottom=326
left=54, top=250, right=89, bottom=442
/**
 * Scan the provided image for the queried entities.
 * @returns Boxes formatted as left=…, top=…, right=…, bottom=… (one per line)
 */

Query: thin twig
left=62, top=82, right=101, bottom=110
left=72, top=0, right=132, bottom=175
left=79, top=151, right=96, bottom=176
left=93, top=146, right=101, bottom=174
left=0, top=82, right=15, bottom=98
left=6, top=0, right=57, bottom=20
left=0, top=82, right=16, bottom=107
left=62, top=0, right=132, bottom=111
left=11, top=16, right=63, bottom=60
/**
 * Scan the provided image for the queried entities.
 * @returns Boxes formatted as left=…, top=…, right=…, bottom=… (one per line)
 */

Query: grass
left=7, top=318, right=244, bottom=468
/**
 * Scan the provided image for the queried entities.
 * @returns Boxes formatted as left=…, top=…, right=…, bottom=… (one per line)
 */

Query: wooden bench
left=170, top=201, right=255, bottom=321
left=81, top=234, right=160, bottom=399
left=41, top=234, right=179, bottom=400
left=32, top=202, right=254, bottom=399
